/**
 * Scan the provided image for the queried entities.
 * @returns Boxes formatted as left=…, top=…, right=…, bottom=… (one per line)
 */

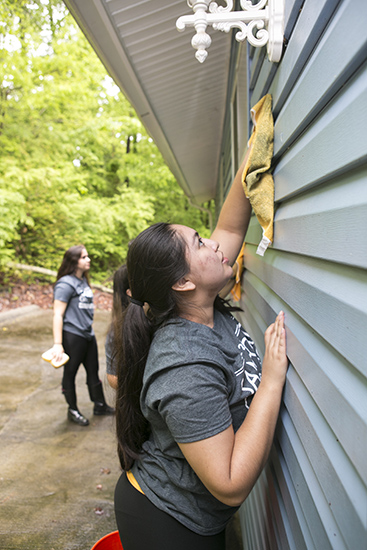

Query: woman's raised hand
left=262, top=311, right=288, bottom=389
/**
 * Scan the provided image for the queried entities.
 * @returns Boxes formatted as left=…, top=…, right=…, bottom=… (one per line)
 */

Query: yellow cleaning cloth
left=242, top=94, right=274, bottom=256
left=230, top=243, right=245, bottom=302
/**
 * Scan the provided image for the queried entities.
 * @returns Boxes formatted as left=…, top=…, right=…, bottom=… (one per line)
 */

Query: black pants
left=114, top=473, right=226, bottom=550
left=62, top=331, right=100, bottom=391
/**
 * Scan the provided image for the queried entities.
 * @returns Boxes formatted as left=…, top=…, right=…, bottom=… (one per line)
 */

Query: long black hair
left=114, top=222, right=238, bottom=470
left=56, top=245, right=90, bottom=285
left=109, top=264, right=130, bottom=371
left=114, top=223, right=189, bottom=470
left=112, top=264, right=130, bottom=319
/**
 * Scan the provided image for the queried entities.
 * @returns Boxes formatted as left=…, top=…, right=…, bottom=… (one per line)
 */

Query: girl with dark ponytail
left=114, top=223, right=189, bottom=469
left=114, top=149, right=288, bottom=550
left=52, top=245, right=114, bottom=426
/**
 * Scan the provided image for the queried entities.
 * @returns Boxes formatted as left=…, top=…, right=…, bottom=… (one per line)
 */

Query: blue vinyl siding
left=219, top=0, right=367, bottom=548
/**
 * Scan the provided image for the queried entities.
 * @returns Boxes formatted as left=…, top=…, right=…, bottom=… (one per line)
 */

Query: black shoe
left=88, top=381, right=115, bottom=416
left=93, top=402, right=115, bottom=416
left=68, top=408, right=89, bottom=426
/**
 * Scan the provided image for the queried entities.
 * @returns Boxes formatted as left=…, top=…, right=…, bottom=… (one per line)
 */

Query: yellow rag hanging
left=230, top=243, right=245, bottom=302
left=242, top=94, right=274, bottom=256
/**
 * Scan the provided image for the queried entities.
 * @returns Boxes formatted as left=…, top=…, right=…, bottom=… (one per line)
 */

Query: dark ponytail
left=114, top=223, right=189, bottom=470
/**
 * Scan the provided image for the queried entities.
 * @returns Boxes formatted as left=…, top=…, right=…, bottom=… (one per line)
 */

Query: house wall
left=218, top=0, right=367, bottom=548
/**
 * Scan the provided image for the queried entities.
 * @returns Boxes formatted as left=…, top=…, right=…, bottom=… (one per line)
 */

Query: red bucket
left=91, top=531, right=123, bottom=550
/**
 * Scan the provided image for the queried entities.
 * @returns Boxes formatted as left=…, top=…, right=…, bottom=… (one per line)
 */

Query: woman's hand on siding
left=261, top=311, right=288, bottom=390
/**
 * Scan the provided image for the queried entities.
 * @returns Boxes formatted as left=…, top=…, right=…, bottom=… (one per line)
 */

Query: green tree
left=0, top=0, right=212, bottom=279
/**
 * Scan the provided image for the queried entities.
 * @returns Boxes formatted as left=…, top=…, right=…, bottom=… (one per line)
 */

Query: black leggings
left=114, top=473, right=226, bottom=550
left=61, top=331, right=100, bottom=391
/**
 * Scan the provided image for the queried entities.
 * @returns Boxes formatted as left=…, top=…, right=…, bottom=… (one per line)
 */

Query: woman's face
left=77, top=248, right=91, bottom=274
left=173, top=225, right=233, bottom=294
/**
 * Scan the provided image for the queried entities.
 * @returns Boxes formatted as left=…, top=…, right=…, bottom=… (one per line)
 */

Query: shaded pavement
left=0, top=307, right=118, bottom=550
left=0, top=306, right=242, bottom=550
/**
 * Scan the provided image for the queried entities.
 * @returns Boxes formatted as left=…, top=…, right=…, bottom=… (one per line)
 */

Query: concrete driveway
left=0, top=306, right=242, bottom=550
left=0, top=306, right=119, bottom=550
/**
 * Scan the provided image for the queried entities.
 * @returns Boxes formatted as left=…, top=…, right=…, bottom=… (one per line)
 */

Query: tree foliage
left=0, top=0, right=213, bottom=281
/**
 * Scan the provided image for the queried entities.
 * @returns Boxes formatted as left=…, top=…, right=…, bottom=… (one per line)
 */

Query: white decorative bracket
left=176, top=0, right=284, bottom=63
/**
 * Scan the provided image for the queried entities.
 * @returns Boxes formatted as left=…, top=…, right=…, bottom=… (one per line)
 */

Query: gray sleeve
left=146, top=363, right=232, bottom=444
left=54, top=281, right=74, bottom=303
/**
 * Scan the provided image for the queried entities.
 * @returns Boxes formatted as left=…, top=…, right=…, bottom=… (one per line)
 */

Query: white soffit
left=63, top=0, right=232, bottom=203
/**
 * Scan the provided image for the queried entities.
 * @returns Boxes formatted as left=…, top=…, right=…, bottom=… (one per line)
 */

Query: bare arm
left=211, top=146, right=252, bottom=266
left=178, top=311, right=288, bottom=507
left=52, top=299, right=67, bottom=362
left=107, top=374, right=118, bottom=390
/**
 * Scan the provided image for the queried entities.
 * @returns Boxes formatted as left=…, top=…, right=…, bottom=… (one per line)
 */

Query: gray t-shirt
left=54, top=275, right=94, bottom=340
left=132, top=308, right=262, bottom=536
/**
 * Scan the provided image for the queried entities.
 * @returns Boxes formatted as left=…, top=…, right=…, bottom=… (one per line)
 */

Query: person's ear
left=172, top=277, right=196, bottom=292
left=126, top=288, right=132, bottom=297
